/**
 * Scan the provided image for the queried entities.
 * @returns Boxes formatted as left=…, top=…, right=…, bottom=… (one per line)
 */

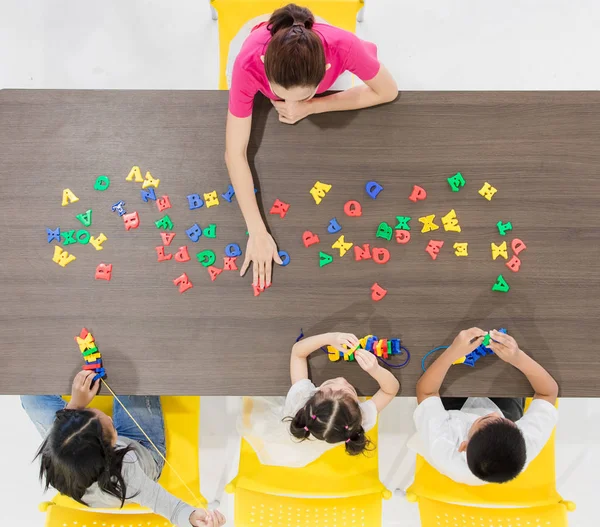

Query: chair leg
left=209, top=1, right=218, bottom=21
left=357, top=1, right=365, bottom=23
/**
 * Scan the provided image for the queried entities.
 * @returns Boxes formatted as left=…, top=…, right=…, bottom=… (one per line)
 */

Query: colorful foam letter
left=344, top=200, right=362, bottom=217
left=453, top=242, right=469, bottom=256
left=156, top=195, right=171, bottom=212
left=76, top=210, right=92, bottom=227
left=365, top=181, right=383, bottom=200
left=441, top=209, right=461, bottom=232
left=302, top=231, right=320, bottom=248
left=62, top=189, right=79, bottom=207
left=491, top=241, right=508, bottom=260
left=425, top=240, right=444, bottom=260
left=94, top=175, right=110, bottom=191
left=354, top=244, right=372, bottom=261
left=46, top=227, right=60, bottom=243
left=186, top=223, right=202, bottom=242
left=207, top=266, right=223, bottom=281
left=173, top=273, right=193, bottom=293
left=155, top=246, right=173, bottom=262
left=395, top=216, right=411, bottom=230
left=76, top=229, right=90, bottom=244
left=309, top=181, right=332, bottom=204
left=222, top=184, right=235, bottom=202
left=223, top=256, right=238, bottom=270
left=506, top=255, right=521, bottom=272
left=123, top=211, right=140, bottom=231
left=155, top=215, right=173, bottom=230
left=61, top=230, right=76, bottom=245
left=141, top=188, right=157, bottom=202
left=419, top=214, right=439, bottom=233
left=372, top=247, right=390, bottom=264
left=376, top=222, right=393, bottom=241
left=497, top=220, right=513, bottom=236
left=511, top=238, right=527, bottom=255
left=52, top=246, right=76, bottom=267
left=204, top=191, right=219, bottom=208
left=395, top=230, right=411, bottom=244
left=161, top=232, right=175, bottom=246
left=95, top=263, right=112, bottom=281
left=447, top=172, right=466, bottom=192
left=196, top=250, right=216, bottom=267
left=142, top=171, right=160, bottom=189
left=327, top=217, right=342, bottom=234
left=278, top=250, right=290, bottom=266
left=332, top=235, right=353, bottom=257
left=270, top=199, right=290, bottom=218
left=89, top=233, right=107, bottom=251
left=111, top=200, right=126, bottom=216
left=319, top=251, right=333, bottom=267
left=492, top=274, right=510, bottom=292
left=203, top=224, right=216, bottom=238
left=187, top=193, right=204, bottom=210
left=371, top=283, right=387, bottom=302
left=225, top=244, right=242, bottom=257
left=408, top=185, right=426, bottom=202
left=478, top=182, right=497, bottom=201
left=174, top=246, right=191, bottom=262
left=126, top=166, right=143, bottom=183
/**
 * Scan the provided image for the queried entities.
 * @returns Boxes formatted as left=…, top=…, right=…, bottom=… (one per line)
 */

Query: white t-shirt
left=238, top=379, right=378, bottom=468
left=408, top=396, right=558, bottom=486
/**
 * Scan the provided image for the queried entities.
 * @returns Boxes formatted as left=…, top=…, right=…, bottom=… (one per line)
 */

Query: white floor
left=1, top=1, right=599, bottom=526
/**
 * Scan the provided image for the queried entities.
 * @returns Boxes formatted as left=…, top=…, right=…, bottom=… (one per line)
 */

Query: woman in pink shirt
left=225, top=3, right=398, bottom=289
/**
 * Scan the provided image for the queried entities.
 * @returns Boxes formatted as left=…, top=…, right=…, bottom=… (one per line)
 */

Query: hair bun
left=268, top=4, right=315, bottom=35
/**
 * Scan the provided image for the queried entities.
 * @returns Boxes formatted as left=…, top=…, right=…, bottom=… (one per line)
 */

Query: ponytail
left=268, top=3, right=315, bottom=35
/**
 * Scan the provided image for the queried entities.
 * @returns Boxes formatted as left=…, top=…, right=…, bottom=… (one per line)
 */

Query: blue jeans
left=21, top=395, right=166, bottom=473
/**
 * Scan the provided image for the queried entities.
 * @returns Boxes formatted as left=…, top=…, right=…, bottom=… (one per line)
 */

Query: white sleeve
left=516, top=399, right=559, bottom=465
left=359, top=400, right=377, bottom=432
left=413, top=396, right=451, bottom=447
left=282, top=379, right=317, bottom=418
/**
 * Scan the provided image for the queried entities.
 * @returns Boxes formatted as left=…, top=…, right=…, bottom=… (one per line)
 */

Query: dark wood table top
left=1, top=90, right=599, bottom=396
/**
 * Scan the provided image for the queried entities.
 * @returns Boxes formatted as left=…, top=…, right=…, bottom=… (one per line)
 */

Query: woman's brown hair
left=264, top=4, right=326, bottom=89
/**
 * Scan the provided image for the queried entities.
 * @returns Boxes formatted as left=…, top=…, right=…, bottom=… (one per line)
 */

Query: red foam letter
left=506, top=255, right=521, bottom=272
left=408, top=185, right=427, bottom=203
left=372, top=247, right=390, bottom=264
left=155, top=246, right=172, bottom=262
left=95, top=263, right=112, bottom=281
left=269, top=198, right=290, bottom=218
left=174, top=246, right=191, bottom=262
left=371, top=283, right=387, bottom=301
left=302, top=230, right=320, bottom=248
left=425, top=240, right=444, bottom=260
left=511, top=238, right=527, bottom=255
left=161, top=232, right=175, bottom=246
left=395, top=230, right=411, bottom=244
left=343, top=200, right=362, bottom=217
left=123, top=211, right=140, bottom=231
left=173, top=273, right=193, bottom=293
left=207, top=266, right=223, bottom=281
left=354, top=243, right=372, bottom=261
left=224, top=257, right=238, bottom=271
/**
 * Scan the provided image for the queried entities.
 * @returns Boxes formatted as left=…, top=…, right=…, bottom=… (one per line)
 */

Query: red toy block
left=95, top=263, right=112, bottom=281
left=174, top=246, right=191, bottom=262
left=156, top=195, right=171, bottom=212
left=253, top=283, right=262, bottom=297
left=381, top=338, right=389, bottom=359
left=77, top=328, right=90, bottom=341
left=270, top=198, right=290, bottom=218
left=395, top=230, right=411, bottom=244
left=343, top=200, right=362, bottom=217
left=506, top=255, right=521, bottom=272
left=372, top=247, right=390, bottom=264
left=511, top=238, right=527, bottom=255
left=173, top=273, right=193, bottom=293
left=354, top=243, right=372, bottom=261
left=425, top=240, right=444, bottom=260
left=408, top=185, right=427, bottom=202
left=224, top=256, right=238, bottom=270
left=123, top=211, right=140, bottom=231
left=161, top=232, right=175, bottom=246
left=302, top=231, right=320, bottom=248
left=371, top=282, right=387, bottom=301
left=83, top=362, right=102, bottom=370
left=207, top=266, right=223, bottom=281
left=156, top=246, right=173, bottom=262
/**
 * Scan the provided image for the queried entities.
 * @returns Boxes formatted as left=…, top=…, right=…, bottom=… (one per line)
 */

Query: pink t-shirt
left=228, top=22, right=380, bottom=118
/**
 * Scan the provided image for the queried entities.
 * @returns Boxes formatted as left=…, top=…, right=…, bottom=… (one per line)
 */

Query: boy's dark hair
left=466, top=420, right=526, bottom=483
left=285, top=390, right=373, bottom=456
left=35, top=409, right=135, bottom=506
left=264, top=4, right=326, bottom=89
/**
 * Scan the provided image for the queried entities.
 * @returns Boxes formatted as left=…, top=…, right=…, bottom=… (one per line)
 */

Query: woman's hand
left=487, top=330, right=522, bottom=365
left=355, top=349, right=379, bottom=376
left=66, top=370, right=100, bottom=410
left=189, top=509, right=226, bottom=527
left=272, top=100, right=314, bottom=125
left=445, top=327, right=486, bottom=362
left=240, top=231, right=282, bottom=289
left=329, top=332, right=359, bottom=353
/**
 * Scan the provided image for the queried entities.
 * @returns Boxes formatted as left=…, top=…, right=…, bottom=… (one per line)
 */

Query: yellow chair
left=225, top=397, right=390, bottom=526
left=406, top=399, right=576, bottom=527
left=39, top=396, right=206, bottom=527
left=210, top=0, right=365, bottom=90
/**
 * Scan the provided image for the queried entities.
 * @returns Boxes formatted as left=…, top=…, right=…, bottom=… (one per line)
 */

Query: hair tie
left=311, top=414, right=317, bottom=420
left=346, top=438, right=351, bottom=443
left=292, top=22, right=304, bottom=27
left=344, top=425, right=349, bottom=430
left=304, top=426, right=309, bottom=432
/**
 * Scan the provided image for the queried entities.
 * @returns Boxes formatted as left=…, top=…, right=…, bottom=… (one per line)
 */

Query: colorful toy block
left=82, top=345, right=99, bottom=357
left=173, top=273, right=193, bottom=293
left=332, top=235, right=353, bottom=257
left=76, top=210, right=92, bottom=227
left=354, top=244, right=372, bottom=261
left=95, top=263, right=112, bottom=281
left=196, top=250, right=216, bottom=267
left=511, top=238, right=527, bottom=255
left=83, top=362, right=102, bottom=370
left=408, top=185, right=427, bottom=202
left=224, top=256, right=238, bottom=270
left=325, top=333, right=409, bottom=366
left=75, top=330, right=95, bottom=353
left=156, top=195, right=171, bottom=212
left=61, top=230, right=76, bottom=245
left=161, top=232, right=175, bottom=246
left=111, top=200, right=126, bottom=216
left=252, top=284, right=262, bottom=297
left=309, top=181, right=332, bottom=204
left=89, top=233, right=107, bottom=251
left=319, top=251, right=333, bottom=267
left=327, top=217, right=342, bottom=234
left=46, top=227, right=60, bottom=243
left=141, top=188, right=157, bottom=202
left=371, top=282, right=387, bottom=301
left=395, top=216, right=411, bottom=230
left=222, top=184, right=235, bottom=202
left=225, top=244, right=242, bottom=257
left=94, top=175, right=110, bottom=191
left=441, top=209, right=461, bottom=232
left=155, top=246, right=173, bottom=262
left=425, top=240, right=444, bottom=260
left=76, top=229, right=90, bottom=244
left=278, top=250, right=290, bottom=266
left=204, top=191, right=219, bottom=208
left=142, top=171, right=160, bottom=189
left=174, top=246, right=191, bottom=262
left=365, top=181, right=383, bottom=199
left=372, top=247, right=390, bottom=264
left=203, top=224, right=216, bottom=238
left=62, top=189, right=79, bottom=207
left=482, top=334, right=491, bottom=347
left=186, top=223, right=202, bottom=242
left=447, top=172, right=466, bottom=192
left=492, top=274, right=510, bottom=292
left=302, top=231, right=320, bottom=248
left=126, top=166, right=144, bottom=183
left=207, top=266, right=223, bottom=281
left=344, top=200, right=362, bottom=217
left=187, top=193, right=204, bottom=210
left=506, top=255, right=521, bottom=272
left=122, top=211, right=140, bottom=231
left=491, top=241, right=508, bottom=260
left=419, top=214, right=439, bottom=233
left=453, top=328, right=507, bottom=367
left=395, top=230, right=411, bottom=244
left=270, top=199, right=290, bottom=218
left=376, top=222, right=393, bottom=241
left=478, top=182, right=497, bottom=201
left=497, top=220, right=513, bottom=236
left=453, top=242, right=469, bottom=256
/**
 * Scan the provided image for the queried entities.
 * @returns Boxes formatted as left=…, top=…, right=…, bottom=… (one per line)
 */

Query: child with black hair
left=239, top=331, right=400, bottom=467
left=21, top=371, right=225, bottom=527
left=411, top=328, right=559, bottom=485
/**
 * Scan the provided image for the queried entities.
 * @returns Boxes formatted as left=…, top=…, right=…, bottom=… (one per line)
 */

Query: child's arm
left=354, top=349, right=400, bottom=412
left=488, top=330, right=559, bottom=404
left=416, top=328, right=485, bottom=404
left=290, top=332, right=359, bottom=385
left=65, top=370, right=100, bottom=410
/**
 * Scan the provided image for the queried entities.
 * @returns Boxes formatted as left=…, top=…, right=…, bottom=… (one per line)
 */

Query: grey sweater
left=81, top=437, right=196, bottom=526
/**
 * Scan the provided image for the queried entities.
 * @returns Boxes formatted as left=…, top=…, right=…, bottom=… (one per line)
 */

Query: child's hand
left=329, top=332, right=359, bottom=353
left=66, top=370, right=100, bottom=410
left=446, top=327, right=486, bottom=362
left=355, top=349, right=379, bottom=375
left=190, top=508, right=226, bottom=526
left=487, top=330, right=521, bottom=365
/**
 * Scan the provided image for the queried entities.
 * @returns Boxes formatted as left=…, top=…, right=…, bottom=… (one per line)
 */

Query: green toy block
left=82, top=346, right=98, bottom=356
left=395, top=216, right=411, bottom=230
left=492, top=274, right=510, bottom=293
left=482, top=334, right=491, bottom=347
left=61, top=230, right=76, bottom=245
left=76, top=229, right=90, bottom=244
left=155, top=215, right=173, bottom=230
left=447, top=172, right=466, bottom=192
left=497, top=220, right=513, bottom=236
left=76, top=209, right=93, bottom=227
left=196, top=250, right=216, bottom=267
left=94, top=175, right=110, bottom=191
left=319, top=251, right=333, bottom=267
left=203, top=224, right=217, bottom=238
left=376, top=222, right=393, bottom=241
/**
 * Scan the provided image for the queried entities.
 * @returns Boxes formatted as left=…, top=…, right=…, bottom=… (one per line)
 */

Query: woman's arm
left=224, top=111, right=282, bottom=289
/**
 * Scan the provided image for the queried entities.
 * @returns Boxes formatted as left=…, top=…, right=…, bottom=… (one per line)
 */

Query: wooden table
left=1, top=90, right=599, bottom=396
